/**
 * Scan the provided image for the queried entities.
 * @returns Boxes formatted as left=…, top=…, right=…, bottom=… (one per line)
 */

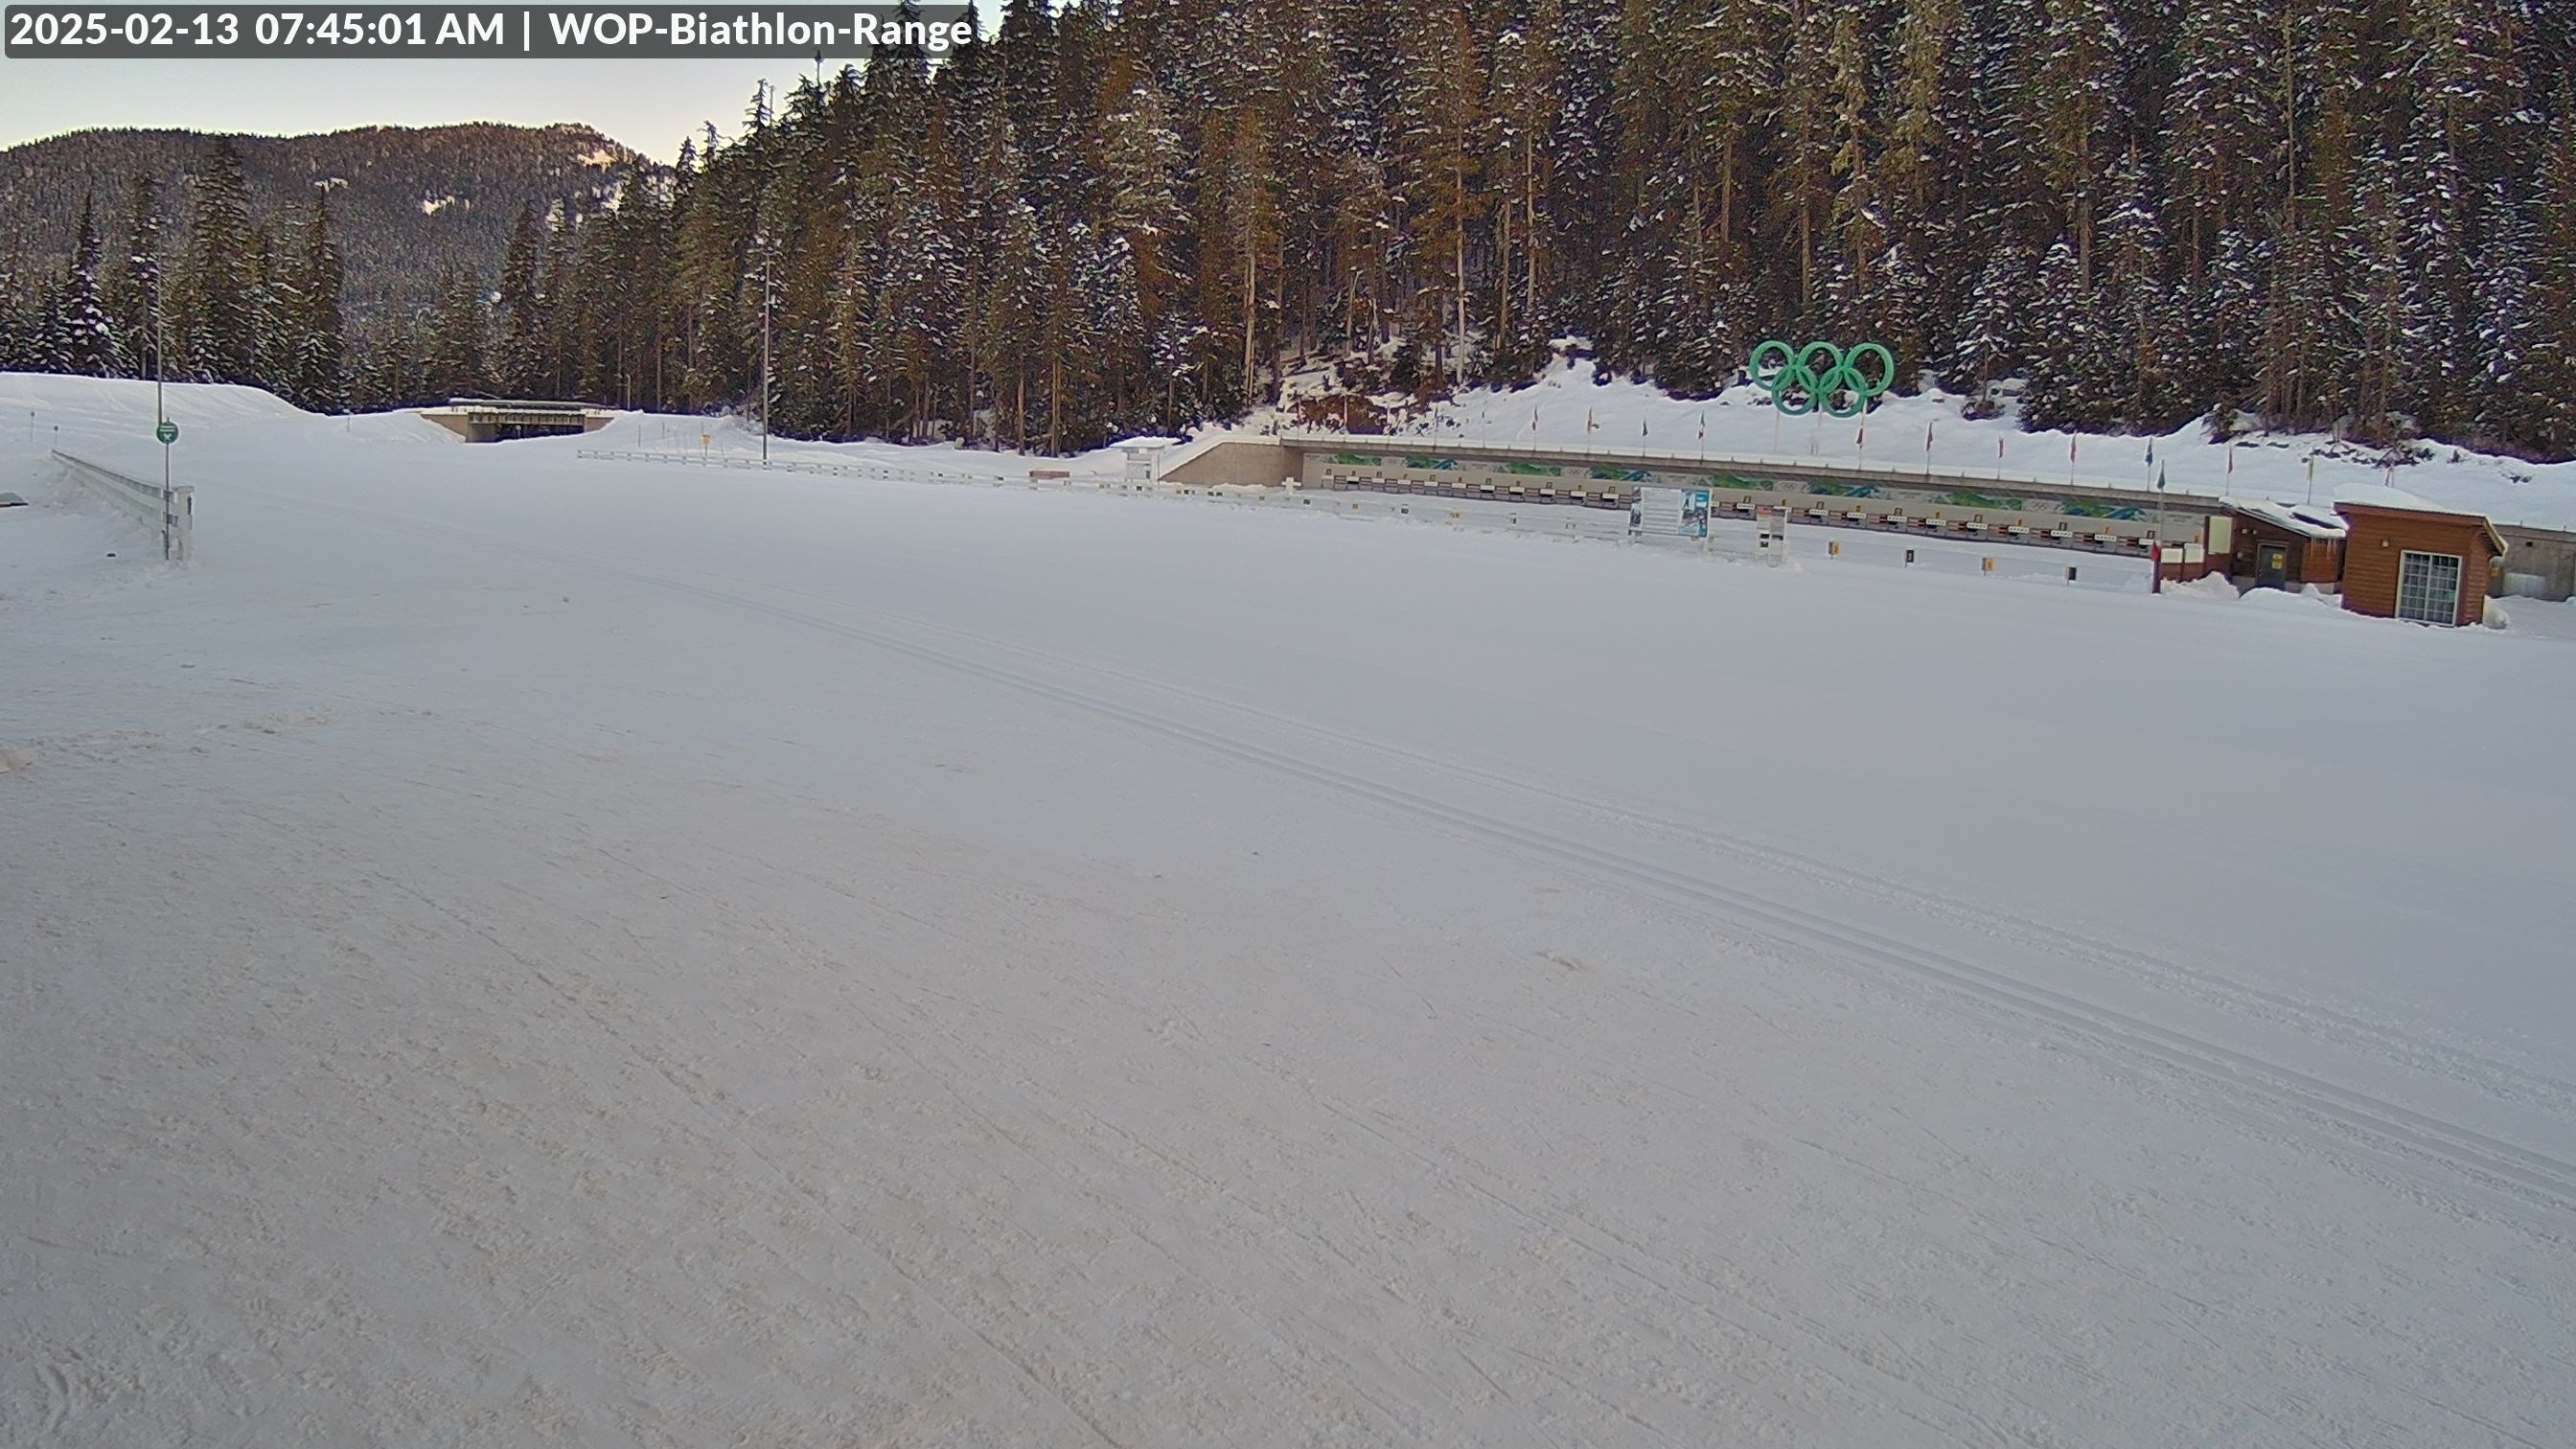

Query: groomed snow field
left=4, top=376, right=2573, bottom=1447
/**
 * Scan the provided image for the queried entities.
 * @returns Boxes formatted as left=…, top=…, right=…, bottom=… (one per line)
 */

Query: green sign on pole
left=155, top=421, right=178, bottom=445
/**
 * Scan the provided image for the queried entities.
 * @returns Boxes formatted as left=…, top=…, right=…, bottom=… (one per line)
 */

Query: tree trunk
left=1242, top=211, right=1258, bottom=407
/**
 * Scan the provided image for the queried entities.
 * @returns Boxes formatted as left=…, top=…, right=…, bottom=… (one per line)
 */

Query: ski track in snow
left=4, top=378, right=2573, bottom=1447
left=213, top=477, right=2576, bottom=1219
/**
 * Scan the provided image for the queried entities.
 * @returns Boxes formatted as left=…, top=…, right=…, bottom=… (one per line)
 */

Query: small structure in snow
left=2334, top=496, right=2506, bottom=627
left=2224, top=499, right=2348, bottom=593
left=1119, top=437, right=1178, bottom=486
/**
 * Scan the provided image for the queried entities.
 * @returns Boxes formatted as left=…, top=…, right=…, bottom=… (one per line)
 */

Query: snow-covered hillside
left=1256, top=354, right=2576, bottom=530
left=5, top=374, right=2573, bottom=1447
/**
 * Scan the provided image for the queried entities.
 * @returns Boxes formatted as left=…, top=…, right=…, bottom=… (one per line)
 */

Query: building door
left=2397, top=550, right=2464, bottom=625
left=2255, top=542, right=2290, bottom=588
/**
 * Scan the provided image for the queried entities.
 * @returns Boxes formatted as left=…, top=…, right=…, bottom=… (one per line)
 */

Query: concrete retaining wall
left=1160, top=440, right=1296, bottom=488
left=2496, top=525, right=2576, bottom=601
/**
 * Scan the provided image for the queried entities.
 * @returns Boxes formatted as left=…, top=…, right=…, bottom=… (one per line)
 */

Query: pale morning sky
left=0, top=56, right=841, bottom=160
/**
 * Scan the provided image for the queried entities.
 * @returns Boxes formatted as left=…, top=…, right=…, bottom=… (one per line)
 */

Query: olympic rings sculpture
left=1749, top=339, right=1896, bottom=419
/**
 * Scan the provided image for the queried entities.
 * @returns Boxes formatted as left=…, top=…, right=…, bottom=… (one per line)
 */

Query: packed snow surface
left=5, top=375, right=2574, bottom=1447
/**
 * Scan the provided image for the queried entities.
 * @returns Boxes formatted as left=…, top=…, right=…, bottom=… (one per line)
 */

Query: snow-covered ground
left=6, top=375, right=2574, bottom=1447
left=1257, top=354, right=2576, bottom=531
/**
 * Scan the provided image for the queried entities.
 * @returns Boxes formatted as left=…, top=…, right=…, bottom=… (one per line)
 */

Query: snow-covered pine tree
left=2099, top=150, right=2186, bottom=430
left=176, top=139, right=259, bottom=383
left=2187, top=226, right=2264, bottom=424
left=2028, top=0, right=2128, bottom=287
left=2469, top=189, right=2540, bottom=453
left=1202, top=102, right=1279, bottom=414
left=1482, top=0, right=1567, bottom=377
left=494, top=203, right=545, bottom=398
left=1875, top=0, right=1962, bottom=375
left=2164, top=0, right=2278, bottom=285
left=1395, top=0, right=1482, bottom=384
left=1772, top=12, right=1837, bottom=321
left=1948, top=244, right=2029, bottom=416
left=425, top=266, right=489, bottom=401
left=249, top=225, right=301, bottom=395
left=1825, top=7, right=1883, bottom=342
left=2018, top=235, right=2118, bottom=430
left=2345, top=153, right=2412, bottom=445
left=0, top=260, right=34, bottom=373
left=102, top=173, right=162, bottom=379
left=294, top=193, right=347, bottom=411
left=2514, top=93, right=2576, bottom=459
left=51, top=195, right=117, bottom=378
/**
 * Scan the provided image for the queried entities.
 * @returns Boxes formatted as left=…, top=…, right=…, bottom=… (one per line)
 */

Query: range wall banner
left=1630, top=487, right=1711, bottom=540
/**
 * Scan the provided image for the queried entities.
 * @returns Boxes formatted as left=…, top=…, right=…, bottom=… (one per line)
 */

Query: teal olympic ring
left=1750, top=339, right=1895, bottom=419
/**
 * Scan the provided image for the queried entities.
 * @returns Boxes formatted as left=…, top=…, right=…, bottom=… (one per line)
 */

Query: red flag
left=1698, top=409, right=1707, bottom=441
left=2069, top=435, right=2078, bottom=462
left=1925, top=419, right=1936, bottom=453
left=1997, top=436, right=2006, bottom=461
left=2227, top=442, right=2237, bottom=474
left=1585, top=407, right=1597, bottom=432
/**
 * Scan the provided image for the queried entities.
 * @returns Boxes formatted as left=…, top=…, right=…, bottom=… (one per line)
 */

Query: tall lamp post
left=155, top=273, right=172, bottom=561
left=760, top=251, right=774, bottom=466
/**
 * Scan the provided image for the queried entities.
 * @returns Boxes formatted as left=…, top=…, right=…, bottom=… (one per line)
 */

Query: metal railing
left=577, top=448, right=1058, bottom=488
left=53, top=449, right=192, bottom=562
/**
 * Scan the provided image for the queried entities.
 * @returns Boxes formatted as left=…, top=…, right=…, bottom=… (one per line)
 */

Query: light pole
left=759, top=251, right=773, bottom=466
left=156, top=274, right=172, bottom=561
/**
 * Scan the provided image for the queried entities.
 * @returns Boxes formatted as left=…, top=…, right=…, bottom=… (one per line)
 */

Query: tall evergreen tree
left=102, top=172, right=163, bottom=379
left=425, top=267, right=489, bottom=400
left=294, top=193, right=348, bottom=410
left=51, top=196, right=116, bottom=377
left=176, top=139, right=259, bottom=383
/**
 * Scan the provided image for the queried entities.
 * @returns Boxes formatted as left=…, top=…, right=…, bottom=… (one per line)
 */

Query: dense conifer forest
left=4, top=0, right=2572, bottom=459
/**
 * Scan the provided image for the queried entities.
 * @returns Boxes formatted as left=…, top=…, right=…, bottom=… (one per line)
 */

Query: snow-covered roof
left=2334, top=485, right=2509, bottom=554
left=2331, top=482, right=2472, bottom=517
left=2228, top=497, right=2347, bottom=540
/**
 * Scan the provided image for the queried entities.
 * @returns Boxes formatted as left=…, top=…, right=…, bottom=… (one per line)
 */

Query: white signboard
left=1629, top=486, right=1710, bottom=539
left=1121, top=440, right=1173, bottom=484
left=1755, top=503, right=1787, bottom=560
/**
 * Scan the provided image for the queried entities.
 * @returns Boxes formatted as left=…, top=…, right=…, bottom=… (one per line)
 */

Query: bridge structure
left=419, top=399, right=614, bottom=443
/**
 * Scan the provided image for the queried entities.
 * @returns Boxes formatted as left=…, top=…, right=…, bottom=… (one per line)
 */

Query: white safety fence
left=53, top=449, right=193, bottom=562
left=577, top=448, right=1032, bottom=487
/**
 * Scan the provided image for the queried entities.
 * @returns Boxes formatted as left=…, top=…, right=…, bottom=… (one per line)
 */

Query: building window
left=2397, top=550, right=2463, bottom=625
